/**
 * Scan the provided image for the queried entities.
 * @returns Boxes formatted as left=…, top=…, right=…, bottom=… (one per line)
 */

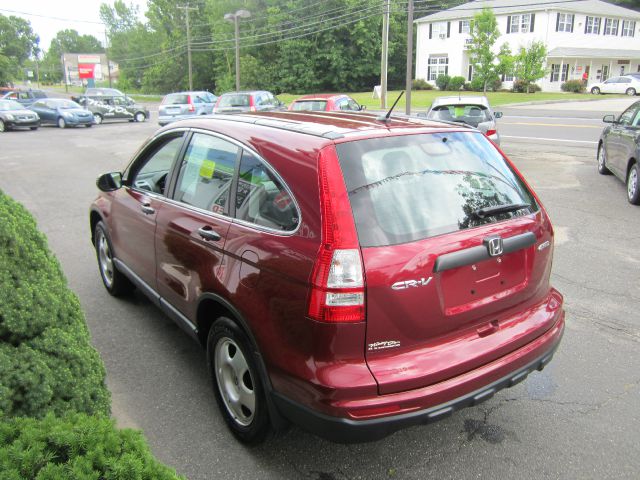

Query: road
left=0, top=108, right=638, bottom=480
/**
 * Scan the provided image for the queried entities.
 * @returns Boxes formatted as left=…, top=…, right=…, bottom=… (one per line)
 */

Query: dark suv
left=90, top=112, right=564, bottom=443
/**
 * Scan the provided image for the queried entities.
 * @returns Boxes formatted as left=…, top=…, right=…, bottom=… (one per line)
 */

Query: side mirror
left=96, top=172, right=122, bottom=192
left=359, top=105, right=367, bottom=111
left=494, top=111, right=503, bottom=119
left=603, top=114, right=616, bottom=123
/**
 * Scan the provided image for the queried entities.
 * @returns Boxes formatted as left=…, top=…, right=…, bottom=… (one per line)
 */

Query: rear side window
left=163, top=94, right=189, bottom=105
left=235, top=151, right=298, bottom=231
left=336, top=132, right=538, bottom=247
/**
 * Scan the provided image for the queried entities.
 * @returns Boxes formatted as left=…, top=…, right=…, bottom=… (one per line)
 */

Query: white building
left=415, top=0, right=640, bottom=91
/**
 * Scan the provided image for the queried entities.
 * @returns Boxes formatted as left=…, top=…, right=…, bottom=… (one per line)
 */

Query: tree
left=41, top=30, right=104, bottom=83
left=495, top=43, right=515, bottom=80
left=0, top=14, right=39, bottom=84
left=467, top=8, right=500, bottom=93
left=514, top=41, right=547, bottom=93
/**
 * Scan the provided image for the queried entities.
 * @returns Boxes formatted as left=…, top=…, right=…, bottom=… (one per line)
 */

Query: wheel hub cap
left=214, top=338, right=255, bottom=426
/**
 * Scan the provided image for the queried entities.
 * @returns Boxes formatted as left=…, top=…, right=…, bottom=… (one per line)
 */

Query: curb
left=500, top=97, right=605, bottom=107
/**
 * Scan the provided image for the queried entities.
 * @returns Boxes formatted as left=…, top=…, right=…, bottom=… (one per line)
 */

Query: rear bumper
left=272, top=310, right=564, bottom=443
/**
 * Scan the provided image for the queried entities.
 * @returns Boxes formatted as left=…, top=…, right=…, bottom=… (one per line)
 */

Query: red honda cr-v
left=90, top=111, right=564, bottom=443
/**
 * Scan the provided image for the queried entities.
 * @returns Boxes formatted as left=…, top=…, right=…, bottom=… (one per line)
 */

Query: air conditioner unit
left=439, top=33, right=446, bottom=39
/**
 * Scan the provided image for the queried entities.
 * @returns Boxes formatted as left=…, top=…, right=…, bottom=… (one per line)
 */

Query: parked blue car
left=29, top=99, right=94, bottom=128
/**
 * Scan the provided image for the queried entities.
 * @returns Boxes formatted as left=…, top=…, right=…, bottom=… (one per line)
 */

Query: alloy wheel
left=214, top=337, right=256, bottom=427
left=628, top=167, right=638, bottom=200
left=97, top=231, right=114, bottom=288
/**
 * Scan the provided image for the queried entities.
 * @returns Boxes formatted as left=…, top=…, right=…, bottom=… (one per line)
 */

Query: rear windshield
left=218, top=94, right=250, bottom=108
left=336, top=132, right=538, bottom=247
left=291, top=100, right=327, bottom=111
left=32, top=91, right=47, bottom=99
left=427, top=105, right=490, bottom=127
left=163, top=94, right=189, bottom=105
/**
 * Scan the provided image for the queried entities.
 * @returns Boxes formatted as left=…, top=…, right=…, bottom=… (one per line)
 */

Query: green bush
left=512, top=79, right=542, bottom=93
left=469, top=77, right=485, bottom=91
left=436, top=74, right=451, bottom=90
left=412, top=78, right=433, bottom=90
left=448, top=76, right=466, bottom=91
left=0, top=190, right=110, bottom=418
left=0, top=412, right=185, bottom=479
left=561, top=79, right=585, bottom=93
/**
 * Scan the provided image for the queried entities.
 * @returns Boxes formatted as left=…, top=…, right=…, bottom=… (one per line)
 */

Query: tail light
left=213, top=97, right=221, bottom=112
left=485, top=129, right=497, bottom=137
left=249, top=95, right=256, bottom=112
left=307, top=146, right=365, bottom=323
left=187, top=95, right=195, bottom=112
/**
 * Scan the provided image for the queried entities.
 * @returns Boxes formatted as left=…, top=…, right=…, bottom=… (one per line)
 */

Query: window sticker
left=200, top=160, right=216, bottom=179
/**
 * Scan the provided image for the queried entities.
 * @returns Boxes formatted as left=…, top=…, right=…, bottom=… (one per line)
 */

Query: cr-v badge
left=391, top=277, right=433, bottom=290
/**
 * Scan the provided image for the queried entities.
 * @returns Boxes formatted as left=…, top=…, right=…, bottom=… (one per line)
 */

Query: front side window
left=427, top=56, right=448, bottom=81
left=604, top=18, right=619, bottom=35
left=622, top=20, right=636, bottom=37
left=174, top=133, right=238, bottom=213
left=618, top=104, right=639, bottom=126
left=129, top=135, right=185, bottom=195
left=585, top=16, right=601, bottom=34
left=235, top=151, right=298, bottom=231
left=336, top=132, right=537, bottom=247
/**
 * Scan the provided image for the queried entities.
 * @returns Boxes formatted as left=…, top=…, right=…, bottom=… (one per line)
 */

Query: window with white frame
left=557, top=13, right=574, bottom=32
left=432, top=22, right=448, bottom=38
left=503, top=74, right=514, bottom=82
left=427, top=56, right=448, bottom=81
left=585, top=16, right=601, bottom=34
left=604, top=18, right=619, bottom=35
left=622, top=20, right=636, bottom=37
left=508, top=14, right=532, bottom=34
left=460, top=20, right=470, bottom=34
left=550, top=64, right=569, bottom=82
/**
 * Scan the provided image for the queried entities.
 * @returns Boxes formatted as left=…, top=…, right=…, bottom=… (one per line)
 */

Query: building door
left=602, top=65, right=609, bottom=81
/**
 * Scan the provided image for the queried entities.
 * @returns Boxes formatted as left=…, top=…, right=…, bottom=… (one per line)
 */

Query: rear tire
left=627, top=88, right=637, bottom=96
left=93, top=114, right=103, bottom=125
left=627, top=163, right=640, bottom=205
left=134, top=112, right=146, bottom=122
left=0, top=120, right=5, bottom=132
left=94, top=221, right=134, bottom=296
left=30, top=126, right=38, bottom=130
left=207, top=317, right=270, bottom=444
left=57, top=117, right=66, bottom=129
left=598, top=144, right=611, bottom=175
left=591, top=87, right=600, bottom=95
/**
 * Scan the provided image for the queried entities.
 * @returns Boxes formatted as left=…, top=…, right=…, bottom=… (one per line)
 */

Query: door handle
left=198, top=226, right=221, bottom=242
left=140, top=202, right=155, bottom=215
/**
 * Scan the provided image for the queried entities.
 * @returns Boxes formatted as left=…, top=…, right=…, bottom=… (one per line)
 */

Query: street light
left=224, top=9, right=251, bottom=92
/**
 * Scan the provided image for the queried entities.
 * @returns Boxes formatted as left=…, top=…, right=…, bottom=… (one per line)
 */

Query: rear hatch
left=215, top=94, right=251, bottom=114
left=335, top=131, right=556, bottom=395
left=159, top=94, right=192, bottom=117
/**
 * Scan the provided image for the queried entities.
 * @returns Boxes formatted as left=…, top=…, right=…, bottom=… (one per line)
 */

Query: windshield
left=218, top=94, right=250, bottom=108
left=51, top=100, right=81, bottom=109
left=428, top=105, right=491, bottom=127
left=291, top=100, right=327, bottom=111
left=0, top=100, right=25, bottom=111
left=336, top=132, right=538, bottom=247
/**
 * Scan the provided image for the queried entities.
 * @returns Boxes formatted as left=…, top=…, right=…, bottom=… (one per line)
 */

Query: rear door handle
left=198, top=226, right=221, bottom=242
left=141, top=203, right=155, bottom=215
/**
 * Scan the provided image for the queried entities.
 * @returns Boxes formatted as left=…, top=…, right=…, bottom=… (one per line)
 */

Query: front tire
left=134, top=112, right=146, bottom=122
left=0, top=120, right=5, bottom=132
left=207, top=317, right=270, bottom=444
left=627, top=163, right=640, bottom=205
left=94, top=221, right=134, bottom=296
left=591, top=87, right=601, bottom=95
left=627, top=88, right=637, bottom=96
left=30, top=126, right=38, bottom=130
left=598, top=144, right=611, bottom=175
left=85, top=123, right=92, bottom=128
left=57, top=117, right=66, bottom=129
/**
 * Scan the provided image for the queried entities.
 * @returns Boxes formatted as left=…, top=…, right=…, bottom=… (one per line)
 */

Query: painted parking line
left=502, top=135, right=598, bottom=145
left=501, top=121, right=602, bottom=129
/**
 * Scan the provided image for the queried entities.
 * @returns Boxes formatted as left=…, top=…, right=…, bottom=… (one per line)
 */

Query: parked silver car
left=158, top=91, right=217, bottom=126
left=424, top=95, right=503, bottom=145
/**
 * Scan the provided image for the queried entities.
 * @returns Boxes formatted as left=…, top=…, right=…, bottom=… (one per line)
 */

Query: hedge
left=0, top=413, right=185, bottom=479
left=0, top=190, right=110, bottom=418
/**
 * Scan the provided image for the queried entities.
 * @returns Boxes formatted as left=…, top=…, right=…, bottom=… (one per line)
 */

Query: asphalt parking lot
left=0, top=108, right=638, bottom=480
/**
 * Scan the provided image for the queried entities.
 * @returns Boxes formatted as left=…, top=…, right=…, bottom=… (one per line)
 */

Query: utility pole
left=380, top=0, right=390, bottom=109
left=104, top=31, right=113, bottom=88
left=178, top=4, right=197, bottom=90
left=224, top=10, right=251, bottom=92
left=405, top=0, right=414, bottom=115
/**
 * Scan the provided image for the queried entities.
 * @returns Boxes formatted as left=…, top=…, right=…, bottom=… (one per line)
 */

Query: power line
left=0, top=8, right=103, bottom=24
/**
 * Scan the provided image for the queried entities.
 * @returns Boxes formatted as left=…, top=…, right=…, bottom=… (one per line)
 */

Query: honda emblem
left=484, top=236, right=504, bottom=257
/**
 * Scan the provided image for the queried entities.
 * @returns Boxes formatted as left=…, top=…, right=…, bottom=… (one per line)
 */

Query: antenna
left=377, top=91, right=404, bottom=123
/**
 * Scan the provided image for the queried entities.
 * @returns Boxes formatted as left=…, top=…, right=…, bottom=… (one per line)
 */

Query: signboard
left=78, top=63, right=96, bottom=79
left=77, top=54, right=101, bottom=64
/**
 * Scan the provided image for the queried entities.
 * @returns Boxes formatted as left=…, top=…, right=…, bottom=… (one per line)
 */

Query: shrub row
left=0, top=190, right=183, bottom=479
left=0, top=413, right=185, bottom=479
left=561, top=79, right=586, bottom=93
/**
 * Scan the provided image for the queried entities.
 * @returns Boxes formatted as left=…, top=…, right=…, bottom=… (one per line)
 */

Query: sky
left=0, top=0, right=148, bottom=51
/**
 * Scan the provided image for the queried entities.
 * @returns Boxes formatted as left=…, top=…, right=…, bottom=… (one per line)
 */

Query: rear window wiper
left=472, top=203, right=530, bottom=219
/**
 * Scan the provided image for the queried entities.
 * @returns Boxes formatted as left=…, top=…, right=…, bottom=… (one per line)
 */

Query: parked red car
left=289, top=93, right=364, bottom=112
left=90, top=111, right=564, bottom=443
